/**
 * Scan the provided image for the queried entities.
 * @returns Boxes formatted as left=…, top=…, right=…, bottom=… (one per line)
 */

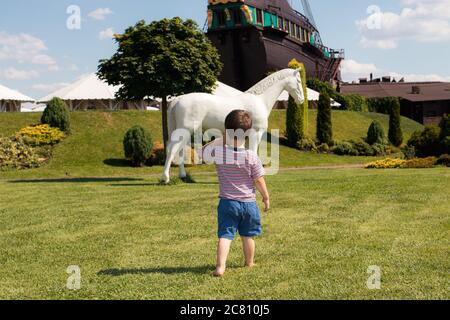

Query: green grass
left=0, top=168, right=448, bottom=300
left=0, top=110, right=423, bottom=179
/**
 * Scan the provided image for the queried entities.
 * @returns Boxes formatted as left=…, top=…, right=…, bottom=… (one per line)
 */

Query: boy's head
left=225, top=110, right=252, bottom=131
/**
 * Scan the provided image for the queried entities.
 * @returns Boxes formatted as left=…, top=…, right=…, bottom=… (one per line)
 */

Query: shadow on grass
left=103, top=159, right=130, bottom=167
left=98, top=266, right=212, bottom=276
left=9, top=177, right=144, bottom=184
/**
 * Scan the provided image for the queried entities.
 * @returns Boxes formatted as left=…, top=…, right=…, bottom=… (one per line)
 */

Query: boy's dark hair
left=225, top=110, right=253, bottom=131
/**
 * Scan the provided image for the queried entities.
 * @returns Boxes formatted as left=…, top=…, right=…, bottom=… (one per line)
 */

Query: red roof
left=341, top=82, right=450, bottom=102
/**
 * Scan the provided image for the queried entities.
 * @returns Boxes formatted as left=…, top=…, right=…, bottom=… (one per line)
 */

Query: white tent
left=0, top=84, right=34, bottom=112
left=277, top=89, right=341, bottom=107
left=39, top=74, right=148, bottom=111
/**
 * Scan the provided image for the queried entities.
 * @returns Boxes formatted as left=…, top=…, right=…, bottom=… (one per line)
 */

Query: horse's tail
left=167, top=97, right=179, bottom=140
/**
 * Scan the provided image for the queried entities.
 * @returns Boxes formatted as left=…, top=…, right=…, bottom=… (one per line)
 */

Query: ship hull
left=208, top=26, right=331, bottom=91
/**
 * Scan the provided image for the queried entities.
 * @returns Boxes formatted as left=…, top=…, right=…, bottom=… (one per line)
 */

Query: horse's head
left=286, top=69, right=305, bottom=104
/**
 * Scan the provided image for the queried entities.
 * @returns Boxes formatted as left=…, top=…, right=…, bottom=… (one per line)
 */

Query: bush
left=316, top=143, right=330, bottom=154
left=367, top=120, right=385, bottom=145
left=296, top=137, right=316, bottom=152
left=0, top=137, right=42, bottom=170
left=123, top=126, right=153, bottom=167
left=148, top=142, right=165, bottom=166
left=333, top=142, right=357, bottom=156
left=402, top=157, right=437, bottom=169
left=41, top=97, right=71, bottom=132
left=286, top=59, right=308, bottom=146
left=439, top=115, right=450, bottom=154
left=436, top=154, right=450, bottom=167
left=350, top=140, right=375, bottom=156
left=388, top=98, right=403, bottom=147
left=441, top=136, right=450, bottom=155
left=367, top=97, right=398, bottom=114
left=16, top=124, right=65, bottom=146
left=372, top=143, right=388, bottom=156
left=317, top=92, right=333, bottom=145
left=343, top=94, right=368, bottom=112
left=365, top=158, right=406, bottom=169
left=407, top=126, right=441, bottom=157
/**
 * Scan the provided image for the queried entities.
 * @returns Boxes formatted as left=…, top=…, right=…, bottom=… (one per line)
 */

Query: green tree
left=97, top=18, right=223, bottom=152
left=316, top=92, right=333, bottom=145
left=286, top=59, right=308, bottom=146
left=41, top=97, right=71, bottom=132
left=388, top=98, right=403, bottom=147
left=123, top=125, right=153, bottom=167
left=367, top=120, right=385, bottom=145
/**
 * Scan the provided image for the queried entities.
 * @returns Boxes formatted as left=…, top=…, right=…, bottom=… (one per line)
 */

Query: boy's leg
left=214, top=238, right=232, bottom=277
left=241, top=237, right=256, bottom=267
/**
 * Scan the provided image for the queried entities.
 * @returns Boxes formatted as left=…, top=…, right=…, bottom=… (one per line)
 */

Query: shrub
left=123, top=126, right=153, bottom=167
left=372, top=143, right=388, bottom=156
left=441, top=136, right=450, bottom=155
left=16, top=124, right=65, bottom=146
left=436, top=154, right=450, bottom=167
left=366, top=120, right=385, bottom=145
left=407, top=126, right=441, bottom=157
left=350, top=140, right=375, bottom=156
left=402, top=145, right=416, bottom=160
left=41, top=97, right=71, bottom=132
left=388, top=98, right=403, bottom=147
left=402, top=157, right=437, bottom=169
left=365, top=158, right=406, bottom=169
left=317, top=92, right=333, bottom=145
left=0, top=137, right=42, bottom=170
left=367, top=97, right=398, bottom=114
left=286, top=59, right=308, bottom=146
left=296, top=137, right=316, bottom=152
left=333, top=142, right=357, bottom=156
left=316, top=143, right=330, bottom=154
left=439, top=115, right=450, bottom=154
left=148, top=141, right=165, bottom=166
left=343, top=94, right=368, bottom=112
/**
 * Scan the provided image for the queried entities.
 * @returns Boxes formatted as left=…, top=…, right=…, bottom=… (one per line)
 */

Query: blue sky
left=1, top=0, right=449, bottom=98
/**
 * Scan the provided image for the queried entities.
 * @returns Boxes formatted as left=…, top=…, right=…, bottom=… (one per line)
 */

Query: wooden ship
left=206, top=0, right=345, bottom=91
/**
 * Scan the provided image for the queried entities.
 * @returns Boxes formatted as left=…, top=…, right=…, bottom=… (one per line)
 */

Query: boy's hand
left=263, top=197, right=270, bottom=212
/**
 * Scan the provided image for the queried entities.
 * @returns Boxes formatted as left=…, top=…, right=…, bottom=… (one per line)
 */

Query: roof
left=39, top=74, right=120, bottom=102
left=341, top=82, right=450, bottom=102
left=0, top=84, right=34, bottom=102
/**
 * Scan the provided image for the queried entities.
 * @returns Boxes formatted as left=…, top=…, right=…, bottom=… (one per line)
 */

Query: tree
left=41, top=97, right=71, bottom=132
left=97, top=18, right=223, bottom=152
left=316, top=92, right=333, bottom=145
left=367, top=120, right=385, bottom=145
left=286, top=59, right=308, bottom=146
left=388, top=98, right=403, bottom=147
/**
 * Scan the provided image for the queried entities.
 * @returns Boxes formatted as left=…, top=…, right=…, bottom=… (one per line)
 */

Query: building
left=39, top=74, right=150, bottom=111
left=0, top=84, right=35, bottom=112
left=341, top=81, right=450, bottom=125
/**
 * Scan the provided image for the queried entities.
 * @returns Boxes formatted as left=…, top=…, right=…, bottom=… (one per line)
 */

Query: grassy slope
left=0, top=168, right=448, bottom=299
left=0, top=110, right=423, bottom=179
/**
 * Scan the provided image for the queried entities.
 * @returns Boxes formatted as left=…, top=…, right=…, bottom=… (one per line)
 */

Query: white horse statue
left=161, top=68, right=305, bottom=183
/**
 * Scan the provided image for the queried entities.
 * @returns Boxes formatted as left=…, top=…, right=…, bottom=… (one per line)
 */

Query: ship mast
left=300, top=0, right=323, bottom=45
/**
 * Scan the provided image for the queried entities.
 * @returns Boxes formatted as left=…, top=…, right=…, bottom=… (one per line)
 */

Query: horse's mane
left=246, top=69, right=296, bottom=95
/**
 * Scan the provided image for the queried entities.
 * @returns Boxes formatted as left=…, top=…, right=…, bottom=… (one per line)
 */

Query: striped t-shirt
left=209, top=145, right=265, bottom=202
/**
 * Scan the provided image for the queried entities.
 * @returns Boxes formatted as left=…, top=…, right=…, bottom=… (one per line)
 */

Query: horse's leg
left=249, top=129, right=265, bottom=155
left=162, top=132, right=189, bottom=183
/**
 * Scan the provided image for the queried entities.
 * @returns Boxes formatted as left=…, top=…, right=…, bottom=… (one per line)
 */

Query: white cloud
left=356, top=0, right=450, bottom=49
left=1, top=67, right=40, bottom=80
left=99, top=28, right=115, bottom=40
left=341, top=59, right=379, bottom=81
left=32, top=82, right=70, bottom=93
left=89, top=8, right=113, bottom=20
left=0, top=31, right=58, bottom=69
left=341, top=58, right=450, bottom=82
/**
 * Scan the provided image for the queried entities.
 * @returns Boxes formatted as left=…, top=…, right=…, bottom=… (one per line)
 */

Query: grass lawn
left=0, top=110, right=423, bottom=179
left=0, top=168, right=448, bottom=300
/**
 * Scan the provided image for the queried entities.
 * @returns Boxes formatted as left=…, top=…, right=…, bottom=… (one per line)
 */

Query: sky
left=1, top=0, right=449, bottom=99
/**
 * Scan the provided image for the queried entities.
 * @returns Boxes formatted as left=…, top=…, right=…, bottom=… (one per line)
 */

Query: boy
left=204, top=110, right=270, bottom=277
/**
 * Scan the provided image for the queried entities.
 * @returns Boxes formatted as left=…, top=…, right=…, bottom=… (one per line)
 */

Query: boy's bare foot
left=213, top=267, right=225, bottom=277
left=245, top=263, right=256, bottom=268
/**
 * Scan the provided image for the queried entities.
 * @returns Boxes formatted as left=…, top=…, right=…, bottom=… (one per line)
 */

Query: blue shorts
left=218, top=199, right=262, bottom=240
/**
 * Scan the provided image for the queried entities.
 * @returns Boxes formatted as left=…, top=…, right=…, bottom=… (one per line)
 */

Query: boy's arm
left=255, top=177, right=270, bottom=212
